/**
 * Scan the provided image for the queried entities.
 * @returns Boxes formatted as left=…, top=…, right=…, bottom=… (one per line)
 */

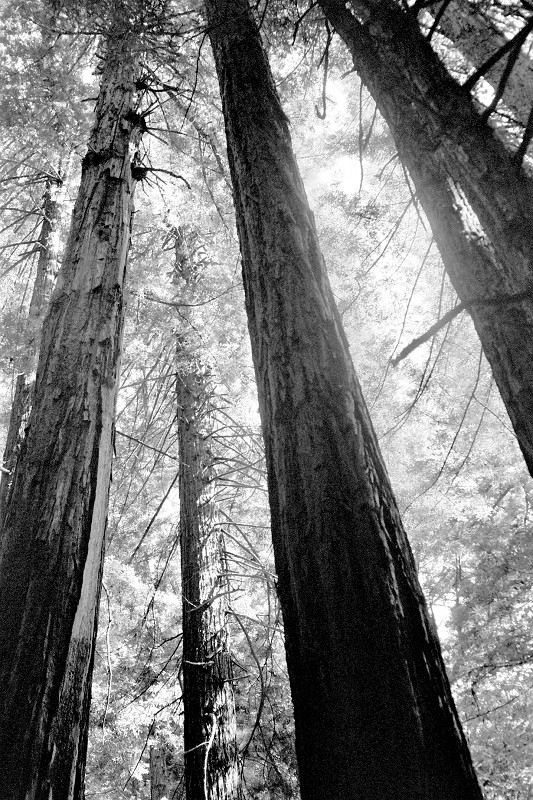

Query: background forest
left=1, top=0, right=533, bottom=797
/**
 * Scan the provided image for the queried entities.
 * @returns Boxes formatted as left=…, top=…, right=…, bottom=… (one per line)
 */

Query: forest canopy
left=0, top=0, right=533, bottom=798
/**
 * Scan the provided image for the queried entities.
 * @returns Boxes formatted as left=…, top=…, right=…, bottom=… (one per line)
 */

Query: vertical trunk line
left=203, top=1, right=483, bottom=797
left=173, top=226, right=240, bottom=800
left=0, top=10, right=146, bottom=798
left=0, top=175, right=66, bottom=526
left=318, top=0, right=533, bottom=478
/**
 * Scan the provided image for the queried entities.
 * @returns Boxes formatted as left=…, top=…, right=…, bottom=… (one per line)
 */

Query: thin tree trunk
left=0, top=176, right=65, bottom=524
left=150, top=743, right=177, bottom=800
left=203, top=2, right=482, bottom=798
left=178, top=361, right=240, bottom=800
left=0, top=15, right=144, bottom=799
left=318, top=0, right=533, bottom=479
left=175, top=229, right=240, bottom=800
left=25, top=176, right=65, bottom=368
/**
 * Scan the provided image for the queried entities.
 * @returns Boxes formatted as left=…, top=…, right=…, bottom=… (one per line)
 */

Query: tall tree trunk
left=318, top=0, right=533, bottom=479
left=178, top=356, right=241, bottom=800
left=175, top=226, right=240, bottom=800
left=0, top=15, right=144, bottom=799
left=203, top=2, right=482, bottom=799
left=0, top=175, right=65, bottom=524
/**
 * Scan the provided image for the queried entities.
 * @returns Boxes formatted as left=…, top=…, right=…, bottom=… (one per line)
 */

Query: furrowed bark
left=319, top=0, right=533, bottom=479
left=203, top=1, right=482, bottom=798
left=176, top=232, right=240, bottom=800
left=0, top=17, right=144, bottom=800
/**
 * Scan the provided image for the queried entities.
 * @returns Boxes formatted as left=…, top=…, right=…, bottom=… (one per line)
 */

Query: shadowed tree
left=174, top=226, right=241, bottom=800
left=0, top=175, right=65, bottom=524
left=0, top=5, right=146, bottom=796
left=318, top=0, right=533, bottom=479
left=202, top=1, right=483, bottom=798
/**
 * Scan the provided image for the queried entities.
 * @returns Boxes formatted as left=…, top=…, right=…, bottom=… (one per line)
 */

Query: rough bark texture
left=0, top=177, right=64, bottom=525
left=204, top=2, right=483, bottom=798
left=0, top=20, right=143, bottom=800
left=178, top=354, right=241, bottom=800
left=319, top=0, right=533, bottom=479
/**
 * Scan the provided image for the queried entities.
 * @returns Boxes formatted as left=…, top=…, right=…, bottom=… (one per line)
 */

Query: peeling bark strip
left=203, top=1, right=482, bottom=798
left=0, top=17, right=144, bottom=800
left=178, top=354, right=240, bottom=800
left=319, top=0, right=533, bottom=479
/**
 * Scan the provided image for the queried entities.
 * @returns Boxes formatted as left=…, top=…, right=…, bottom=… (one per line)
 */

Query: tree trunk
left=178, top=357, right=241, bottom=800
left=173, top=227, right=240, bottom=800
left=319, top=0, right=533, bottom=479
left=0, top=16, right=144, bottom=800
left=25, top=176, right=65, bottom=369
left=203, top=2, right=482, bottom=798
left=150, top=743, right=178, bottom=800
left=0, top=176, right=65, bottom=525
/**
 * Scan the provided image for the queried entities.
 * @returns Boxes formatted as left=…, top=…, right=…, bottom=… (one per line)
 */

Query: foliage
left=1, top=1, right=533, bottom=797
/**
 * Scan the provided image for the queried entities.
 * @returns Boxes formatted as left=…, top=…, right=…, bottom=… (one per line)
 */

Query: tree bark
left=0, top=16, right=144, bottom=800
left=172, top=225, right=240, bottom=800
left=203, top=1, right=482, bottom=798
left=318, top=0, right=533, bottom=479
left=0, top=176, right=65, bottom=525
left=178, top=355, right=241, bottom=800
left=24, top=177, right=65, bottom=365
left=150, top=743, right=178, bottom=800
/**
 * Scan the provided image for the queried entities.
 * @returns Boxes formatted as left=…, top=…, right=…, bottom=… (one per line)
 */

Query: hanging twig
left=128, top=469, right=180, bottom=562
left=315, top=20, right=332, bottom=119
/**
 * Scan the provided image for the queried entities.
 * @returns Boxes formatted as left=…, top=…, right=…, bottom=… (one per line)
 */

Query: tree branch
left=392, top=286, right=533, bottom=366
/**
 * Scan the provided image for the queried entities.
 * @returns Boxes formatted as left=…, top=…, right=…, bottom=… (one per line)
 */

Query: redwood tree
left=175, top=227, right=241, bottom=800
left=203, top=1, right=483, bottom=798
left=0, top=175, right=65, bottom=524
left=0, top=8, right=145, bottom=797
left=318, top=0, right=533, bottom=478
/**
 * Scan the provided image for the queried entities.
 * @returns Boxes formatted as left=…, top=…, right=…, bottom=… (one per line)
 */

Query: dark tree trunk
left=319, top=0, right=533, bottom=479
left=178, top=360, right=241, bottom=800
left=203, top=1, right=482, bottom=799
left=0, top=17, right=144, bottom=800
left=175, top=232, right=240, bottom=800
